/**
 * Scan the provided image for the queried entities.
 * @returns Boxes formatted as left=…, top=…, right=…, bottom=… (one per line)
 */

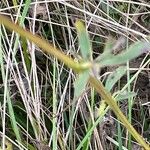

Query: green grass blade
left=13, top=0, right=31, bottom=55
left=0, top=26, right=22, bottom=145
left=68, top=70, right=90, bottom=149
left=7, top=93, right=22, bottom=143
left=21, top=37, right=31, bottom=72
left=52, top=58, right=57, bottom=150
left=76, top=107, right=109, bottom=150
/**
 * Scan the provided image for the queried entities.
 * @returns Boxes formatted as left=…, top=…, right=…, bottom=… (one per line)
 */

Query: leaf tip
left=75, top=20, right=85, bottom=32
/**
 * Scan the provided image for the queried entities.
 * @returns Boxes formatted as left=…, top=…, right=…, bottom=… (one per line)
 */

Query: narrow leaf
left=105, top=66, right=126, bottom=91
left=96, top=41, right=150, bottom=67
left=75, top=20, right=92, bottom=61
left=74, top=70, right=90, bottom=98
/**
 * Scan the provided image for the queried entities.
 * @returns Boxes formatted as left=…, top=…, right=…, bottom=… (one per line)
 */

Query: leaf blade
left=105, top=66, right=126, bottom=91
left=96, top=41, right=150, bottom=67
left=74, top=70, right=90, bottom=99
left=75, top=20, right=92, bottom=61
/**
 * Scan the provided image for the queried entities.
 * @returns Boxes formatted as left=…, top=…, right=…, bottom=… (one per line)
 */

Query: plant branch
left=89, top=76, right=150, bottom=150
left=0, top=15, right=91, bottom=72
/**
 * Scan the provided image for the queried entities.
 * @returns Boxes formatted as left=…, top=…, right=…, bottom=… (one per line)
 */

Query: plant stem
left=89, top=76, right=150, bottom=150
left=0, top=15, right=91, bottom=72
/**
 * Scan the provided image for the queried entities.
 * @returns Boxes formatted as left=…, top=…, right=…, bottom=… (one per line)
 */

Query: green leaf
left=115, top=92, right=137, bottom=102
left=75, top=20, right=92, bottom=61
left=74, top=70, right=90, bottom=98
left=105, top=66, right=126, bottom=91
left=96, top=41, right=150, bottom=67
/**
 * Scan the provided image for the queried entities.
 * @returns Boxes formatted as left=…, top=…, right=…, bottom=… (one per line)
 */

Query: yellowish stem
left=0, top=15, right=91, bottom=72
left=89, top=76, right=150, bottom=150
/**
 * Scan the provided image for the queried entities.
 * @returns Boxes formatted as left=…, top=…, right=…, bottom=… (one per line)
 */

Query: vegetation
left=0, top=1, right=150, bottom=150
